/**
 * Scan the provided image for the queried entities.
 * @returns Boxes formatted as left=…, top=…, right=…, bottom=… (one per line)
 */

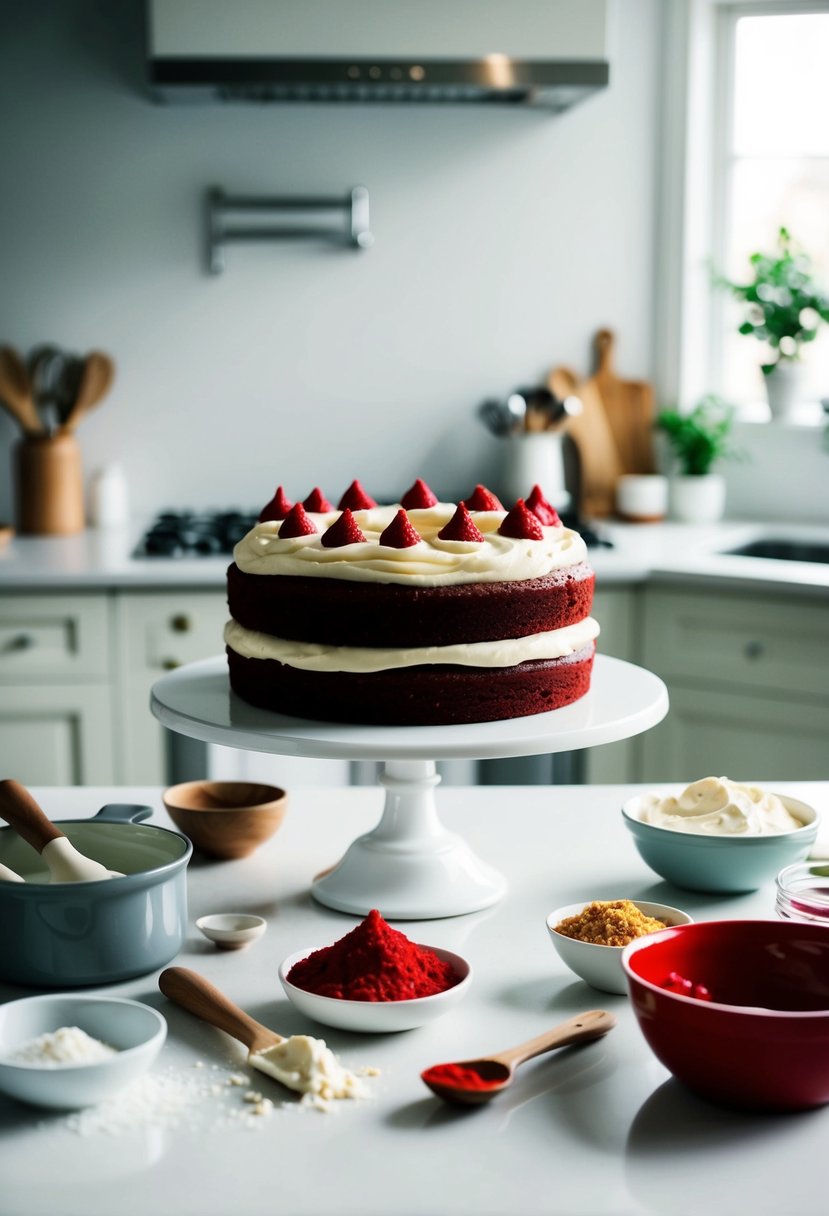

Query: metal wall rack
left=205, top=185, right=372, bottom=273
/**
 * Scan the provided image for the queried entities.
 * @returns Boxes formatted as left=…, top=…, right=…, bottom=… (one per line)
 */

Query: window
left=714, top=5, right=829, bottom=410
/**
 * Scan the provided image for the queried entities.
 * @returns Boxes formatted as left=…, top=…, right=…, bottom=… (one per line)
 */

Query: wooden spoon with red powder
left=421, top=1009, right=616, bottom=1106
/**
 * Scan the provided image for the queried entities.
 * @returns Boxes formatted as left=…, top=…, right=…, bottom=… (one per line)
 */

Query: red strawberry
left=499, top=499, right=544, bottom=540
left=380, top=509, right=421, bottom=548
left=400, top=478, right=438, bottom=509
left=337, top=479, right=377, bottom=511
left=526, top=484, right=561, bottom=527
left=303, top=487, right=334, bottom=513
left=321, top=508, right=367, bottom=548
left=438, top=503, right=485, bottom=543
left=462, top=484, right=503, bottom=512
left=278, top=503, right=317, bottom=538
left=258, top=485, right=293, bottom=522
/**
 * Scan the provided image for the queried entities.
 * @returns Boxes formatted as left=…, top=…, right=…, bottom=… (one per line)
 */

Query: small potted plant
left=655, top=395, right=737, bottom=523
left=715, top=227, right=829, bottom=419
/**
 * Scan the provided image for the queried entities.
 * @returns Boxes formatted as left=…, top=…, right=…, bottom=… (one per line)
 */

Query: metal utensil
left=478, top=399, right=512, bottom=437
left=0, top=780, right=123, bottom=881
left=421, top=1009, right=616, bottom=1106
left=27, top=345, right=68, bottom=435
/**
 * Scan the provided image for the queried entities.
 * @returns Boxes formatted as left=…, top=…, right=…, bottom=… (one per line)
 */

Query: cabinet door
left=0, top=685, right=115, bottom=785
left=115, top=591, right=228, bottom=784
left=640, top=685, right=829, bottom=783
left=582, top=585, right=640, bottom=783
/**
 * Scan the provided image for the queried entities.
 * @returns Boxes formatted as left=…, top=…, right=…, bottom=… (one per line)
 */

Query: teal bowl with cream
left=621, top=793, right=818, bottom=894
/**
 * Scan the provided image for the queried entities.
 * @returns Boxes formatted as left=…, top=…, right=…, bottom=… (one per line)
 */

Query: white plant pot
left=764, top=362, right=803, bottom=421
left=669, top=473, right=726, bottom=524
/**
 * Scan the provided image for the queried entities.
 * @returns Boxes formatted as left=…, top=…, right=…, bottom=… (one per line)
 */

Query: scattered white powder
left=52, top=1056, right=378, bottom=1136
left=6, top=1026, right=117, bottom=1067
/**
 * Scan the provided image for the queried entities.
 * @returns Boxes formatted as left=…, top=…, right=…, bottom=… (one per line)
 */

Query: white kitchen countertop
left=2, top=518, right=829, bottom=595
left=0, top=782, right=826, bottom=1216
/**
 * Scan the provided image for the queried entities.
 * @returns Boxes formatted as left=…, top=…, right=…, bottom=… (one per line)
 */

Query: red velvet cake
left=225, top=480, right=598, bottom=726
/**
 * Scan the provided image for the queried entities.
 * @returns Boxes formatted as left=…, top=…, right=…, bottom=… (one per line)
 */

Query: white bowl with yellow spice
left=546, top=899, right=693, bottom=995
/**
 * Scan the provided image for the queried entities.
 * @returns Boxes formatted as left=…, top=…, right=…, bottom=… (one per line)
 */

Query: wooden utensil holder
left=15, top=433, right=85, bottom=535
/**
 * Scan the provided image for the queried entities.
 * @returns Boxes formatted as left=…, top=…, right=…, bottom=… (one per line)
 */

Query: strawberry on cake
left=225, top=479, right=599, bottom=726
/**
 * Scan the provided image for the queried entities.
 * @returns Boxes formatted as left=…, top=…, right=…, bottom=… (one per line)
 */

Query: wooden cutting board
left=547, top=364, right=623, bottom=519
left=590, top=329, right=656, bottom=475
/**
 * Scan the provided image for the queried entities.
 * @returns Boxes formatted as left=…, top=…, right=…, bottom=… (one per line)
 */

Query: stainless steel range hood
left=147, top=0, right=610, bottom=112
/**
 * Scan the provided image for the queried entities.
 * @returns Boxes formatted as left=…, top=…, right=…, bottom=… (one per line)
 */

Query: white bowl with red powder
left=278, top=910, right=472, bottom=1032
left=279, top=945, right=471, bottom=1032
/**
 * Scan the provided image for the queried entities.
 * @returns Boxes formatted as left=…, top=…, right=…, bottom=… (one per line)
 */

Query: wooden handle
left=158, top=966, right=282, bottom=1054
left=492, top=1010, right=616, bottom=1069
left=0, top=780, right=64, bottom=852
left=594, top=329, right=615, bottom=376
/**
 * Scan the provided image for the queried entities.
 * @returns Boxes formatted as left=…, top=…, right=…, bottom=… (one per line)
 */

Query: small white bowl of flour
left=0, top=994, right=166, bottom=1109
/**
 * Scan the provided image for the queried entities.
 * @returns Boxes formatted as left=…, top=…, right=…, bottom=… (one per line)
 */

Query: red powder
left=421, top=1063, right=502, bottom=1091
left=286, top=909, right=460, bottom=1002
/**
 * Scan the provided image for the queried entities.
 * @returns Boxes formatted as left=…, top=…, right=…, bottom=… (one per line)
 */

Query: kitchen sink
left=721, top=538, right=829, bottom=564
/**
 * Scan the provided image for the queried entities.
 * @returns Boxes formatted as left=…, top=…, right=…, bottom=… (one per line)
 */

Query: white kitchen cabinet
left=581, top=584, right=640, bottom=783
left=0, top=594, right=115, bottom=784
left=114, top=590, right=228, bottom=784
left=639, top=586, right=829, bottom=781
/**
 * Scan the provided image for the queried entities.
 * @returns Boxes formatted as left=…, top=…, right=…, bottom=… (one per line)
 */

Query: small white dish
left=546, top=900, right=693, bottom=995
left=278, top=946, right=472, bottom=1033
left=0, top=994, right=166, bottom=1110
left=196, top=913, right=267, bottom=951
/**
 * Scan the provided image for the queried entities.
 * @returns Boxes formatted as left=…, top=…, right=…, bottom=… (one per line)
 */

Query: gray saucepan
left=0, top=804, right=192, bottom=988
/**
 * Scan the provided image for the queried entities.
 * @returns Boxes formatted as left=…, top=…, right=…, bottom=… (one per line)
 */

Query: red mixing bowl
left=622, top=920, right=829, bottom=1112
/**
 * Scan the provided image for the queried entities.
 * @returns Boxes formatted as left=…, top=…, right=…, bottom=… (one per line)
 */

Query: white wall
left=0, top=0, right=662, bottom=521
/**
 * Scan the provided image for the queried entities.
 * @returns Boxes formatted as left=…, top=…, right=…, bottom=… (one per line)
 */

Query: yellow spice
left=555, top=899, right=667, bottom=947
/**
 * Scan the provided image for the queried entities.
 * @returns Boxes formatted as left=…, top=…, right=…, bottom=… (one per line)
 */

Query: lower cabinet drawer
left=643, top=587, right=829, bottom=698
left=0, top=594, right=110, bottom=682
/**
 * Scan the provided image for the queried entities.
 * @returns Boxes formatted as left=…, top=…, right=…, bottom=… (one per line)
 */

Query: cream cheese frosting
left=232, top=504, right=588, bottom=587
left=225, top=617, right=599, bottom=673
left=636, top=777, right=802, bottom=836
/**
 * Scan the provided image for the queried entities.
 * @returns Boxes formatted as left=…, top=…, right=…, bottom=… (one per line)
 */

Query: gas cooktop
left=134, top=508, right=613, bottom=558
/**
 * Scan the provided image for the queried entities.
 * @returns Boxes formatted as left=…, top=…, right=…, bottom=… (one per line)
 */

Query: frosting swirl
left=232, top=504, right=588, bottom=587
left=636, top=777, right=802, bottom=836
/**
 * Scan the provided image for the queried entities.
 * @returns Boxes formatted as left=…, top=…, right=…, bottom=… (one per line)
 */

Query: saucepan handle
left=93, top=804, right=154, bottom=825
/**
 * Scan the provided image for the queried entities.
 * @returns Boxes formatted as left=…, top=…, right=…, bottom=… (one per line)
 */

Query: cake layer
left=227, top=560, right=596, bottom=648
left=226, top=644, right=595, bottom=726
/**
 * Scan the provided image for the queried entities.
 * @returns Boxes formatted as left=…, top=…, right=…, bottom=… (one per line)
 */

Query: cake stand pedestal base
left=312, top=760, right=506, bottom=919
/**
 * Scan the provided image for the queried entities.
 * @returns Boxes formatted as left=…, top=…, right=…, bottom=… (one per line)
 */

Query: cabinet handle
left=171, top=614, right=192, bottom=633
left=2, top=633, right=35, bottom=654
left=744, top=640, right=764, bottom=661
left=162, top=658, right=181, bottom=671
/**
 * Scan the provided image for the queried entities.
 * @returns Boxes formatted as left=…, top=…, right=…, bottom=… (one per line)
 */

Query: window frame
left=655, top=0, right=829, bottom=419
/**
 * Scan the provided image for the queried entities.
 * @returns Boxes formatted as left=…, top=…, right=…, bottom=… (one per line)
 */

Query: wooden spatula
left=159, top=967, right=283, bottom=1057
left=0, top=780, right=123, bottom=882
left=0, top=346, right=43, bottom=435
left=61, top=352, right=115, bottom=432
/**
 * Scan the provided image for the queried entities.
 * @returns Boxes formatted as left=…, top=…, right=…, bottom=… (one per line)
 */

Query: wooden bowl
left=162, top=782, right=287, bottom=860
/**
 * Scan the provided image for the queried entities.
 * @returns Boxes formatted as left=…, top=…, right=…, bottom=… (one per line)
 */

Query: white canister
left=88, top=464, right=129, bottom=528
left=615, top=474, right=668, bottom=522
left=501, top=433, right=570, bottom=510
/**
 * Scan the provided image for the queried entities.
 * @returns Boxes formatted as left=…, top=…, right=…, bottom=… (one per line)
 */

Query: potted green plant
left=715, top=227, right=829, bottom=419
left=655, top=395, right=737, bottom=522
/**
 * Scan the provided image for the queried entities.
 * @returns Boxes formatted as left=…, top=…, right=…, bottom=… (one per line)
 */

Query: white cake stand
left=151, top=654, right=668, bottom=919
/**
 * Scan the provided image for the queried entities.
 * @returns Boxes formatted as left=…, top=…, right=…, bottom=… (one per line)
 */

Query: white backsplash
left=724, top=422, right=829, bottom=523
